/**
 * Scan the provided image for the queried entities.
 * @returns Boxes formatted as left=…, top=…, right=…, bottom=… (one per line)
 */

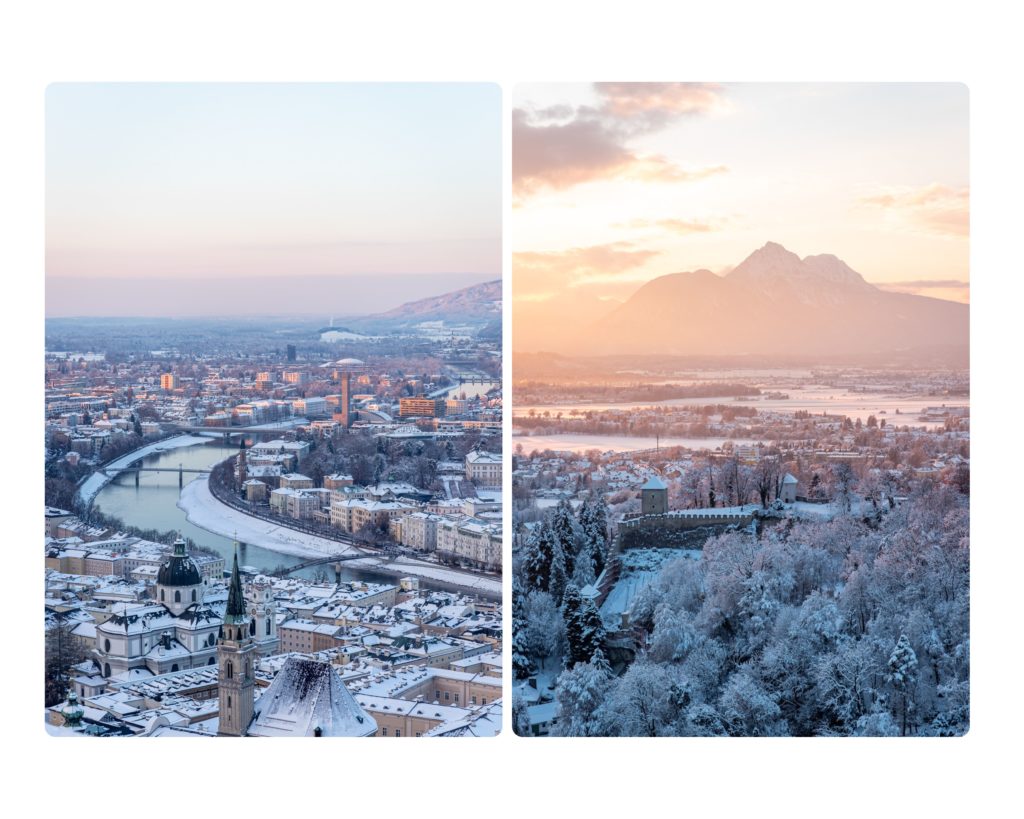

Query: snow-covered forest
left=513, top=481, right=968, bottom=737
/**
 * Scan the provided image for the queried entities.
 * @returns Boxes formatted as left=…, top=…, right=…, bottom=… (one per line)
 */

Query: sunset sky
left=513, top=83, right=969, bottom=314
left=46, top=83, right=501, bottom=317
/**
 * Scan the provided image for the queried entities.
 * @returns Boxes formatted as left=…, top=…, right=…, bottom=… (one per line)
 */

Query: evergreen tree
left=571, top=541, right=596, bottom=589
left=45, top=617, right=86, bottom=707
left=577, top=496, right=609, bottom=577
left=887, top=633, right=919, bottom=737
left=576, top=595, right=606, bottom=665
left=512, top=590, right=535, bottom=679
left=563, top=583, right=606, bottom=667
left=562, top=583, right=585, bottom=665
left=512, top=693, right=532, bottom=737
left=550, top=499, right=581, bottom=578
left=549, top=542, right=569, bottom=605
left=553, top=648, right=615, bottom=736
left=522, top=522, right=556, bottom=593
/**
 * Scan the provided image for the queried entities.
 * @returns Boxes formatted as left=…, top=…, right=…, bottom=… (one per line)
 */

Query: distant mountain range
left=573, top=242, right=967, bottom=360
left=340, top=278, right=501, bottom=336
left=376, top=279, right=501, bottom=322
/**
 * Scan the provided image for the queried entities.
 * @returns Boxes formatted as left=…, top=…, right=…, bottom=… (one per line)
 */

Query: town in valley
left=45, top=284, right=504, bottom=737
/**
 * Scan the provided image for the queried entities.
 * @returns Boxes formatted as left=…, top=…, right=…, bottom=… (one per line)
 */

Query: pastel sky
left=46, top=83, right=501, bottom=316
left=513, top=83, right=969, bottom=307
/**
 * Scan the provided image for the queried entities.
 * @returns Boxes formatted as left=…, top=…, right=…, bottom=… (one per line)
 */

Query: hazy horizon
left=45, top=272, right=496, bottom=319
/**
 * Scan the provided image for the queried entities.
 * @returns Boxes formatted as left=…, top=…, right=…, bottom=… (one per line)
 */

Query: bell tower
left=217, top=549, right=256, bottom=736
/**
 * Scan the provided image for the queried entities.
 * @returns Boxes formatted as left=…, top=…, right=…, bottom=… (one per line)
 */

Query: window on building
left=266, top=618, right=271, bottom=635
left=104, top=638, right=110, bottom=652
left=482, top=698, right=487, bottom=705
left=174, top=590, right=181, bottom=603
left=381, top=727, right=387, bottom=736
left=444, top=692, right=449, bottom=701
left=192, top=590, right=196, bottom=602
left=171, top=664, right=178, bottom=672
left=208, top=657, right=216, bottom=665
left=453, top=694, right=459, bottom=703
left=395, top=729, right=401, bottom=737
left=160, top=589, right=165, bottom=601
left=226, top=661, right=233, bottom=679
left=471, top=696, right=477, bottom=704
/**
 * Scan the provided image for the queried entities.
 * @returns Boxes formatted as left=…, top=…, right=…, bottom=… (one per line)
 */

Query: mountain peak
left=801, top=253, right=869, bottom=288
left=728, top=241, right=804, bottom=281
left=727, top=242, right=871, bottom=291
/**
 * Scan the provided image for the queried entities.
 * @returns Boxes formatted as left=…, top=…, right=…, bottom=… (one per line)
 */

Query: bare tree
left=756, top=456, right=781, bottom=509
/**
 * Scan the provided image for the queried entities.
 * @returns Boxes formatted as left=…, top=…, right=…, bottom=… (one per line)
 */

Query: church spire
left=225, top=548, right=246, bottom=623
left=217, top=545, right=256, bottom=736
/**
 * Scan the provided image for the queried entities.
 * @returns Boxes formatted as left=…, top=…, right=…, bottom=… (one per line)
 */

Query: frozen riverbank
left=78, top=434, right=214, bottom=505
left=177, top=477, right=502, bottom=599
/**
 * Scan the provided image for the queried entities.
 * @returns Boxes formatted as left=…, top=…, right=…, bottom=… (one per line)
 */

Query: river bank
left=77, top=434, right=216, bottom=505
left=177, top=476, right=502, bottom=600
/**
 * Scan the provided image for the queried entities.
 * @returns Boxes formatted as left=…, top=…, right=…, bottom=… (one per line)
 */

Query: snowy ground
left=177, top=477, right=349, bottom=559
left=77, top=434, right=214, bottom=505
left=788, top=500, right=867, bottom=519
left=600, top=548, right=699, bottom=626
left=178, top=476, right=502, bottom=598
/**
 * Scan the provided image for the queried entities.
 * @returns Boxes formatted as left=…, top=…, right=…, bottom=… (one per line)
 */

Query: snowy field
left=514, top=388, right=968, bottom=428
left=178, top=477, right=502, bottom=598
left=77, top=434, right=213, bottom=505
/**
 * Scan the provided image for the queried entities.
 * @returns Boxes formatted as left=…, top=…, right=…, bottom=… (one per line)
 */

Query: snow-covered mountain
left=374, top=279, right=501, bottom=323
left=585, top=242, right=968, bottom=358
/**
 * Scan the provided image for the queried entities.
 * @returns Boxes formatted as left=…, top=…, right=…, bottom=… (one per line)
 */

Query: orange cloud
left=859, top=183, right=969, bottom=238
left=616, top=217, right=721, bottom=235
left=595, top=82, right=728, bottom=121
left=513, top=242, right=659, bottom=298
left=513, top=83, right=729, bottom=199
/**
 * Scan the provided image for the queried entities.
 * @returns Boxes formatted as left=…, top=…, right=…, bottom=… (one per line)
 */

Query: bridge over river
left=269, top=550, right=401, bottom=582
left=98, top=461, right=211, bottom=487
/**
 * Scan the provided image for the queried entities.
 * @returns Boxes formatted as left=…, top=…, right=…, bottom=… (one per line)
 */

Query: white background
left=2, top=1, right=1020, bottom=816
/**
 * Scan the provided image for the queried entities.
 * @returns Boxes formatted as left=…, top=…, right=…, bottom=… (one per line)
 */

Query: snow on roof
left=641, top=475, right=667, bottom=490
left=248, top=656, right=377, bottom=737
left=426, top=700, right=502, bottom=737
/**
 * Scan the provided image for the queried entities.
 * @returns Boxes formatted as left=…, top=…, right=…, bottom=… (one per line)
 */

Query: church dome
left=157, top=536, right=202, bottom=587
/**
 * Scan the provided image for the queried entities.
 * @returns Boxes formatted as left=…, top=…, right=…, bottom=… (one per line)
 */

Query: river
left=91, top=439, right=402, bottom=586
